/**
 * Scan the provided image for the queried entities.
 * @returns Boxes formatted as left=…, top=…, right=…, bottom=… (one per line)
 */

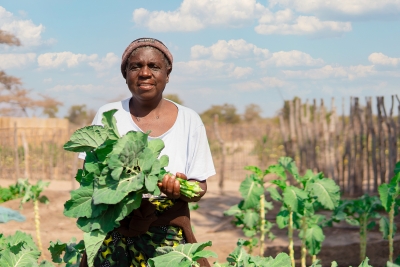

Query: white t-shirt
left=79, top=98, right=215, bottom=181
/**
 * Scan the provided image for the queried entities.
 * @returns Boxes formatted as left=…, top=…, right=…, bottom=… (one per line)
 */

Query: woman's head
left=123, top=39, right=172, bottom=102
left=121, top=38, right=173, bottom=79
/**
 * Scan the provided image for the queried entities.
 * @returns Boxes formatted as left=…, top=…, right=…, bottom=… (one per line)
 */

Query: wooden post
left=328, top=98, right=337, bottom=180
left=377, top=97, right=387, bottom=184
left=14, top=122, right=20, bottom=180
left=213, top=114, right=226, bottom=195
left=21, top=131, right=30, bottom=179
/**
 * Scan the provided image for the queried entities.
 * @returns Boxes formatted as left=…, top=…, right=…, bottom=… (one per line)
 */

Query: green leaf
left=271, top=179, right=287, bottom=190
left=265, top=164, right=286, bottom=180
left=148, top=139, right=165, bottom=158
left=244, top=165, right=264, bottom=179
left=0, top=244, right=41, bottom=267
left=92, top=173, right=144, bottom=205
left=283, top=186, right=308, bottom=214
left=148, top=241, right=215, bottom=267
left=378, top=183, right=395, bottom=212
left=63, top=125, right=108, bottom=152
left=358, top=257, right=373, bottom=267
left=379, top=216, right=396, bottom=240
left=239, top=175, right=264, bottom=209
left=64, top=185, right=107, bottom=219
left=266, top=186, right=282, bottom=202
left=84, top=230, right=106, bottom=267
left=262, top=252, right=292, bottom=267
left=308, top=178, right=341, bottom=210
left=101, top=109, right=120, bottom=140
left=48, top=240, right=66, bottom=263
left=224, top=204, right=242, bottom=217
left=304, top=224, right=325, bottom=256
left=387, top=262, right=400, bottom=267
left=279, top=157, right=300, bottom=179
left=394, top=161, right=400, bottom=175
left=159, top=155, right=169, bottom=168
left=276, top=209, right=289, bottom=229
left=243, top=210, right=259, bottom=229
left=4, top=231, right=38, bottom=250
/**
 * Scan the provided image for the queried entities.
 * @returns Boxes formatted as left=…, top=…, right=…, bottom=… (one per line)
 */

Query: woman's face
left=125, top=47, right=171, bottom=102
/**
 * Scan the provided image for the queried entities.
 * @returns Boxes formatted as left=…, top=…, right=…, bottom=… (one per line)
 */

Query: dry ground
left=1, top=178, right=399, bottom=267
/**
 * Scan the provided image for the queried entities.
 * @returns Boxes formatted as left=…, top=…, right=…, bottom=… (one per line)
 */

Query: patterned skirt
left=93, top=198, right=186, bottom=267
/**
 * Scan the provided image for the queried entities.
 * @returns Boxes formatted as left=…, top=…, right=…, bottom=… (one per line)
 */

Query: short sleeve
left=185, top=124, right=216, bottom=181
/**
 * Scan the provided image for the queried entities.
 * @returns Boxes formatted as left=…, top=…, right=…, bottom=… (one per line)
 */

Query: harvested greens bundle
left=63, top=109, right=202, bottom=267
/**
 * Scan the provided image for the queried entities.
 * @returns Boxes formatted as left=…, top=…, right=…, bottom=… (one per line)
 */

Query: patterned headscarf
left=121, top=37, right=173, bottom=79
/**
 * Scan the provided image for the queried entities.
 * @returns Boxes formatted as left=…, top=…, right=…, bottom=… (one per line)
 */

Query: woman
left=80, top=38, right=215, bottom=267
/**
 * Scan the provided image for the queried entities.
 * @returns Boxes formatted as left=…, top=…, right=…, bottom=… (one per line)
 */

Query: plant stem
left=289, top=210, right=295, bottom=267
left=259, top=194, right=266, bottom=257
left=34, top=199, right=45, bottom=260
left=301, top=216, right=307, bottom=267
left=312, top=255, right=317, bottom=263
left=389, top=202, right=395, bottom=262
left=360, top=214, right=367, bottom=262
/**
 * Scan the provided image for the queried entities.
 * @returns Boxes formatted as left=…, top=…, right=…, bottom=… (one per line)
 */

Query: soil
left=1, top=178, right=399, bottom=267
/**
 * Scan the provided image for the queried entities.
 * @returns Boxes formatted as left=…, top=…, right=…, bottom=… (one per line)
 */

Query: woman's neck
left=129, top=96, right=164, bottom=117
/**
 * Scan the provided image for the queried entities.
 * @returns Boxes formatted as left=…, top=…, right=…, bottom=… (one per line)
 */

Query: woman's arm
left=158, top=172, right=208, bottom=202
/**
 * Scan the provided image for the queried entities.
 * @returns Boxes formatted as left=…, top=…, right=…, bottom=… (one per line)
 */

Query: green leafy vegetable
left=63, top=109, right=202, bottom=267
left=148, top=241, right=216, bottom=267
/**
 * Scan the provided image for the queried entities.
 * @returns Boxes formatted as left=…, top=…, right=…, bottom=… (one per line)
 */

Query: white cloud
left=0, top=6, right=53, bottom=48
left=37, top=52, right=98, bottom=68
left=43, top=78, right=52, bottom=83
left=232, top=77, right=287, bottom=91
left=283, top=64, right=375, bottom=80
left=175, top=60, right=235, bottom=77
left=269, top=0, right=400, bottom=17
left=191, top=39, right=269, bottom=60
left=260, top=77, right=287, bottom=87
left=0, top=53, right=36, bottom=69
left=133, top=0, right=266, bottom=32
left=230, top=67, right=253, bottom=78
left=259, top=50, right=324, bottom=67
left=255, top=15, right=352, bottom=35
left=368, top=52, right=400, bottom=66
left=88, top=53, right=119, bottom=72
left=47, top=84, right=102, bottom=93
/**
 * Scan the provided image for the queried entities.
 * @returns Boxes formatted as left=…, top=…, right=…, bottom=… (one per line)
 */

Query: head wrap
left=121, top=37, right=173, bottom=79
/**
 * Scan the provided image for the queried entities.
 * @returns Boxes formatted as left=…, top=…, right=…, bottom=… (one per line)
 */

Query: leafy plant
left=0, top=231, right=54, bottom=266
left=214, top=239, right=291, bottom=267
left=378, top=161, right=400, bottom=263
left=63, top=109, right=202, bottom=267
left=266, top=157, right=340, bottom=267
left=48, top=237, right=85, bottom=266
left=148, top=241, right=216, bottom=267
left=224, top=165, right=275, bottom=256
left=0, top=180, right=26, bottom=204
left=330, top=194, right=382, bottom=262
left=0, top=207, right=25, bottom=223
left=18, top=179, right=50, bottom=260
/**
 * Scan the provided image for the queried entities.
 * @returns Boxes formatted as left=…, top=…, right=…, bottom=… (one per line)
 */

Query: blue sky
left=1, top=0, right=400, bottom=118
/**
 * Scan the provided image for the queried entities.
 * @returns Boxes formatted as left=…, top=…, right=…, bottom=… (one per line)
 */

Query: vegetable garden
left=1, top=101, right=400, bottom=266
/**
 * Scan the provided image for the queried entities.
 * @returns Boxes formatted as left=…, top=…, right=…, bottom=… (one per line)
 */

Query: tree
left=200, top=103, right=241, bottom=124
left=0, top=30, right=62, bottom=117
left=243, top=103, right=263, bottom=122
left=164, top=93, right=184, bottom=105
left=66, top=104, right=96, bottom=126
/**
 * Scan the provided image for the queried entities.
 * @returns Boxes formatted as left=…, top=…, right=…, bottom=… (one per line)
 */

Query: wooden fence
left=0, top=117, right=79, bottom=181
left=279, top=95, right=400, bottom=196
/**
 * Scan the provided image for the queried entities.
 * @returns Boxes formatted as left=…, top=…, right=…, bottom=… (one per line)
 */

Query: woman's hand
left=158, top=172, right=187, bottom=199
left=158, top=172, right=208, bottom=202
